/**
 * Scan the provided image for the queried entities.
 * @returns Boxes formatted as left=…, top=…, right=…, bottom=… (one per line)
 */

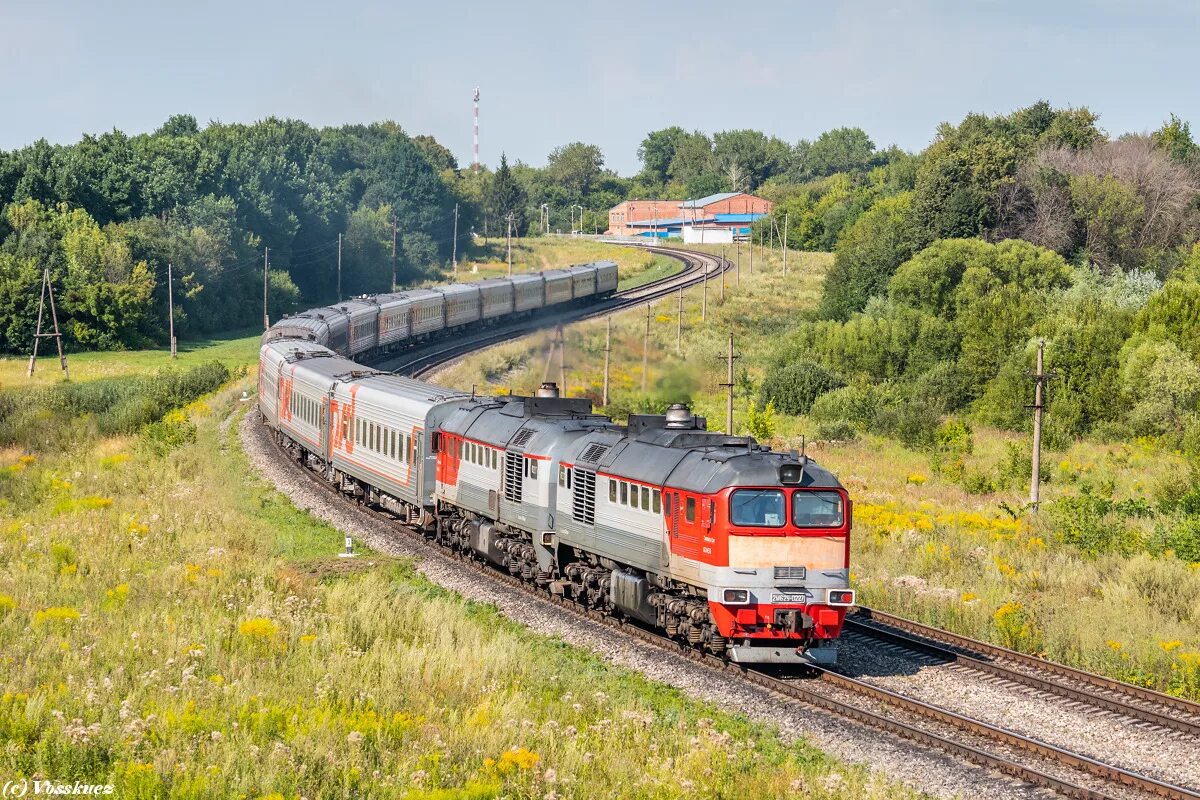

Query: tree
left=637, top=127, right=688, bottom=186
left=413, top=134, right=458, bottom=172
left=545, top=142, right=605, bottom=197
left=819, top=192, right=919, bottom=319
left=1153, top=114, right=1199, bottom=164
left=712, top=130, right=789, bottom=191
left=804, top=127, right=877, bottom=178
left=487, top=153, right=527, bottom=235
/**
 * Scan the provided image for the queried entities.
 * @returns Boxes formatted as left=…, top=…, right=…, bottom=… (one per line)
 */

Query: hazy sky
left=2, top=0, right=1196, bottom=174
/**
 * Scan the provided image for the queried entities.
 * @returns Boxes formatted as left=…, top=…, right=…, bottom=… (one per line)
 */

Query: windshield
left=792, top=490, right=844, bottom=528
left=730, top=489, right=785, bottom=527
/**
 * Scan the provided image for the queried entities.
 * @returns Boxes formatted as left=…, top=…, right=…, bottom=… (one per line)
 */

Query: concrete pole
left=602, top=316, right=611, bottom=407
left=168, top=262, right=176, bottom=358
left=1030, top=340, right=1046, bottom=511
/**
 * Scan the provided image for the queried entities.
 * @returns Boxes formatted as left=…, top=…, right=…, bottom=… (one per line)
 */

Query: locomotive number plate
left=771, top=593, right=810, bottom=604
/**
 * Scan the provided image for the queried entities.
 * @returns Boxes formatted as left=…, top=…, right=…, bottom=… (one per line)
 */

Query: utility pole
left=336, top=234, right=343, bottom=301
left=783, top=211, right=789, bottom=277
left=602, top=316, right=611, bottom=407
left=558, top=326, right=567, bottom=397
left=451, top=204, right=459, bottom=277
left=263, top=247, right=270, bottom=330
left=1030, top=340, right=1050, bottom=511
left=676, top=287, right=683, bottom=356
left=391, top=220, right=398, bottom=291
left=472, top=87, right=481, bottom=171
left=642, top=304, right=651, bottom=393
left=168, top=262, right=176, bottom=358
left=27, top=268, right=68, bottom=379
left=505, top=213, right=514, bottom=276
left=719, top=333, right=738, bottom=435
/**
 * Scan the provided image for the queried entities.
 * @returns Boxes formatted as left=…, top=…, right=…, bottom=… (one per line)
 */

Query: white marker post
left=339, top=536, right=356, bottom=558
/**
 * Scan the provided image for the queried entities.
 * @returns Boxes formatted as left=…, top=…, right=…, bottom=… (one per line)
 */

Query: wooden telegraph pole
left=782, top=211, right=789, bottom=277
left=27, top=268, right=68, bottom=379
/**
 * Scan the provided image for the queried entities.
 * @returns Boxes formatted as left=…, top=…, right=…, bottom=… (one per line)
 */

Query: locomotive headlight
left=779, top=464, right=804, bottom=485
left=722, top=589, right=750, bottom=604
left=828, top=590, right=855, bottom=606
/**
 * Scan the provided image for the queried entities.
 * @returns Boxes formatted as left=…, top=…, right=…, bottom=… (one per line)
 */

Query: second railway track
left=256, top=243, right=1200, bottom=800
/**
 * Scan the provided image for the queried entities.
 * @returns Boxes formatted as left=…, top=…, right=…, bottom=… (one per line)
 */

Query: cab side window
left=685, top=497, right=696, bottom=523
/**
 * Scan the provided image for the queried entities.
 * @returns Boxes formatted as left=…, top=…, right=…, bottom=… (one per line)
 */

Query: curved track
left=260, top=244, right=1199, bottom=800
left=372, top=245, right=729, bottom=378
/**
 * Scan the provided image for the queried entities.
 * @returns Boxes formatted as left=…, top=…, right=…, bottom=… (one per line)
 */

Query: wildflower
left=1106, top=640, right=1123, bottom=651
left=34, top=606, right=81, bottom=627
left=299, top=634, right=317, bottom=644
left=0, top=595, right=16, bottom=613
left=238, top=618, right=279, bottom=639
left=960, top=591, right=978, bottom=603
left=906, top=473, right=927, bottom=485
left=209, top=675, right=225, bottom=685
left=1160, top=640, right=1184, bottom=653
left=106, top=583, right=130, bottom=603
left=79, top=496, right=113, bottom=510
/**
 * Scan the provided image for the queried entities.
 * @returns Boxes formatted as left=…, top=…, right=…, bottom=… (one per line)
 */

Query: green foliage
left=929, top=419, right=973, bottom=478
left=759, top=361, right=845, bottom=415
left=1049, top=485, right=1152, bottom=556
left=819, top=192, right=919, bottom=319
left=0, top=361, right=228, bottom=451
left=1069, top=174, right=1145, bottom=270
left=1134, top=247, right=1200, bottom=359
left=1152, top=114, right=1200, bottom=165
left=745, top=400, right=777, bottom=441
left=1120, top=340, right=1200, bottom=435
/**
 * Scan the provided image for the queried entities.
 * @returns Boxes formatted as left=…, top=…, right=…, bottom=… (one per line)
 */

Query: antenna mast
left=472, top=87, right=481, bottom=171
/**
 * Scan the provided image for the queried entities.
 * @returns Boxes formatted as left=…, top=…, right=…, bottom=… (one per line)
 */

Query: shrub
left=813, top=419, right=857, bottom=442
left=1048, top=486, right=1149, bottom=555
left=745, top=401, right=777, bottom=441
left=911, top=361, right=973, bottom=413
left=1162, top=516, right=1200, bottom=563
left=871, top=399, right=939, bottom=450
left=930, top=419, right=973, bottom=478
left=760, top=361, right=845, bottom=416
left=809, top=383, right=882, bottom=428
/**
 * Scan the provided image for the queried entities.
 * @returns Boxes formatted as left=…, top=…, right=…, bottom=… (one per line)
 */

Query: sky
left=2, top=0, right=1197, bottom=175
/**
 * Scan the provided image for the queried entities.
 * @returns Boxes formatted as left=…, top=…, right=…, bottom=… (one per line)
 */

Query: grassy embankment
left=433, top=241, right=1200, bottom=700
left=0, top=257, right=914, bottom=798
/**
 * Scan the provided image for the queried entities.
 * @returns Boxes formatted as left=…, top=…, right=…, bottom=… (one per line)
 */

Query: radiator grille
left=774, top=566, right=807, bottom=580
left=572, top=468, right=596, bottom=526
left=511, top=428, right=535, bottom=449
left=580, top=442, right=610, bottom=463
left=504, top=452, right=523, bottom=503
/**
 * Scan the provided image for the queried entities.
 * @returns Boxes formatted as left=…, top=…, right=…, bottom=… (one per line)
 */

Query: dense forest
left=2, top=104, right=1199, bottom=458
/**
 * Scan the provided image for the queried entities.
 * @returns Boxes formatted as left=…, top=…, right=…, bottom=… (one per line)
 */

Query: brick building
left=607, top=192, right=773, bottom=239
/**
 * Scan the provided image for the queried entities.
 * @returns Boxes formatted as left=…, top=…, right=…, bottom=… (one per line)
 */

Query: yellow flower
left=34, top=606, right=81, bottom=627
left=905, top=473, right=927, bottom=485
left=495, top=747, right=540, bottom=773
left=299, top=634, right=317, bottom=644
left=1106, top=640, right=1123, bottom=651
left=79, top=496, right=113, bottom=510
left=0, top=594, right=16, bottom=613
left=209, top=674, right=225, bottom=685
left=1160, top=640, right=1184, bottom=653
left=238, top=618, right=278, bottom=639
left=960, top=591, right=978, bottom=603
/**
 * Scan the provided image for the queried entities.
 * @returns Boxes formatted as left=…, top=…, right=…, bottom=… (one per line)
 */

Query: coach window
left=685, top=497, right=696, bottom=523
left=652, top=490, right=661, bottom=514
left=641, top=486, right=650, bottom=511
left=620, top=481, right=628, bottom=505
left=609, top=479, right=617, bottom=502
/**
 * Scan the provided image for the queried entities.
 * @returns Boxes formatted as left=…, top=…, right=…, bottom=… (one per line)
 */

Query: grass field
left=0, top=239, right=917, bottom=799
left=433, top=241, right=1200, bottom=700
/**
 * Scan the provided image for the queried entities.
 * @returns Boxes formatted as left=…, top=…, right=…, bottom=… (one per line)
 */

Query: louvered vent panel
left=580, top=442, right=610, bottom=463
left=504, top=452, right=523, bottom=503
left=511, top=428, right=535, bottom=449
left=572, top=469, right=597, bottom=526
left=774, top=566, right=807, bottom=580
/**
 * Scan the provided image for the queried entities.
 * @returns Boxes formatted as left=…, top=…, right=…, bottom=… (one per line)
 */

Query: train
left=258, top=260, right=855, bottom=666
left=262, top=261, right=619, bottom=360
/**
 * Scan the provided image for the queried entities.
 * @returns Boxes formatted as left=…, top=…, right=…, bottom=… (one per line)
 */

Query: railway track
left=844, top=608, right=1200, bottom=739
left=374, top=244, right=728, bottom=378
left=259, top=244, right=1199, bottom=800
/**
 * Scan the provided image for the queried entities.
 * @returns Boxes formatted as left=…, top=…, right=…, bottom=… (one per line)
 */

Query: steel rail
left=843, top=616, right=1200, bottom=738
left=852, top=607, right=1200, bottom=723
